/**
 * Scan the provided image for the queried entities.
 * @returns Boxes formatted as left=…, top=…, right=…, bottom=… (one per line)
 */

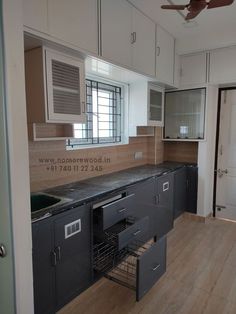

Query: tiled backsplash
left=29, top=127, right=163, bottom=192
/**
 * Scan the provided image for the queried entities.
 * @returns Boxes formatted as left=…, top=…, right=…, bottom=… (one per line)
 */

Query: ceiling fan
left=161, top=0, right=234, bottom=20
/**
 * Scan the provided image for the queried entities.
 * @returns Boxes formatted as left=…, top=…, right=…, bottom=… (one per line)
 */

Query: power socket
left=134, top=151, right=143, bottom=160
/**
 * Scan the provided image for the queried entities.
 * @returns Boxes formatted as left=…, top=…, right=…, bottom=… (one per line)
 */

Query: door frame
left=213, top=86, right=236, bottom=217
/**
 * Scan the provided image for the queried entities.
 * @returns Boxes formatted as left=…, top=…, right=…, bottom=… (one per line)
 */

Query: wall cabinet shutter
left=45, top=48, right=86, bottom=123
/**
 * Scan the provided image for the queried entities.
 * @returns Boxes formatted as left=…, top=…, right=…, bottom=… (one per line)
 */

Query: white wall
left=197, top=85, right=219, bottom=217
left=3, top=0, right=34, bottom=313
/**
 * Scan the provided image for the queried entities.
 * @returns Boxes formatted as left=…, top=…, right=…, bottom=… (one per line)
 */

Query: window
left=67, top=79, right=123, bottom=148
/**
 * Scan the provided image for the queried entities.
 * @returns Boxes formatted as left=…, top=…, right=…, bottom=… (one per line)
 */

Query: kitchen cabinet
left=132, top=9, right=156, bottom=76
left=32, top=205, right=91, bottom=314
left=101, top=0, right=156, bottom=76
left=48, top=0, right=98, bottom=55
left=129, top=82, right=164, bottom=136
left=173, top=167, right=187, bottom=219
left=156, top=26, right=175, bottom=85
left=92, top=184, right=168, bottom=301
left=25, top=46, right=86, bottom=138
left=128, top=174, right=174, bottom=241
left=209, top=46, right=236, bottom=84
left=164, top=88, right=206, bottom=140
left=186, top=165, right=198, bottom=214
left=23, top=0, right=48, bottom=33
left=180, top=52, right=208, bottom=86
left=101, top=0, right=133, bottom=68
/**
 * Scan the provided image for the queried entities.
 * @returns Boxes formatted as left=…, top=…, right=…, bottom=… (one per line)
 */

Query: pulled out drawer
left=95, top=193, right=135, bottom=230
left=95, top=216, right=149, bottom=250
left=94, top=236, right=166, bottom=301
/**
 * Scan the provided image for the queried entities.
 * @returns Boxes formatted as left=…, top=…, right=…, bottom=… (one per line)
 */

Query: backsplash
left=163, top=141, right=198, bottom=163
left=29, top=127, right=163, bottom=192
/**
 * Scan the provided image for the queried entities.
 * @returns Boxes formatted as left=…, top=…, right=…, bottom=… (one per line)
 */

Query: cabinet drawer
left=96, top=216, right=149, bottom=251
left=99, top=193, right=135, bottom=230
left=94, top=236, right=166, bottom=301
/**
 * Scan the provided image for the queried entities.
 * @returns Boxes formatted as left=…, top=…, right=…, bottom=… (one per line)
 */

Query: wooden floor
left=58, top=216, right=236, bottom=314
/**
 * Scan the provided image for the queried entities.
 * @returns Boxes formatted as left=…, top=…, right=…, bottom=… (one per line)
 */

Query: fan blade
left=161, top=4, right=187, bottom=10
left=207, top=0, right=234, bottom=9
left=185, top=10, right=201, bottom=20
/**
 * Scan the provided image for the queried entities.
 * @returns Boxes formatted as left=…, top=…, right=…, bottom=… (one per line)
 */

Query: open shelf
left=28, top=123, right=74, bottom=141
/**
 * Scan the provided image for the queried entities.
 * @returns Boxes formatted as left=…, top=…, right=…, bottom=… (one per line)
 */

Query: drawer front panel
left=101, top=194, right=135, bottom=230
left=137, top=236, right=166, bottom=300
left=117, top=216, right=149, bottom=250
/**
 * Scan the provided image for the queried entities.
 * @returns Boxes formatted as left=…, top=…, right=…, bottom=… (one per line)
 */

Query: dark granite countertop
left=32, top=162, right=189, bottom=222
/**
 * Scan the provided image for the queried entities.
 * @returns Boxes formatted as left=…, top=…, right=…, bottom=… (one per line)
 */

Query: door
left=173, top=167, right=187, bottom=219
left=54, top=205, right=91, bottom=309
left=156, top=26, right=175, bottom=85
left=216, top=89, right=236, bottom=220
left=48, top=0, right=98, bottom=54
left=148, top=84, right=164, bottom=127
left=101, top=0, right=133, bottom=68
left=0, top=2, right=16, bottom=312
left=132, top=9, right=156, bottom=76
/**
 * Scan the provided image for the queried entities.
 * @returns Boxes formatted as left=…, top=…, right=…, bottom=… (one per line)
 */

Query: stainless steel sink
left=30, top=193, right=72, bottom=213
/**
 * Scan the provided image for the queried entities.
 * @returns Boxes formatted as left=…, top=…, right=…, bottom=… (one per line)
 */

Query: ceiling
left=129, top=0, right=236, bottom=54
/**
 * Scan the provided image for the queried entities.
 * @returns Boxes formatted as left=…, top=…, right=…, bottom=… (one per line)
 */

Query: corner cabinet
left=25, top=47, right=86, bottom=124
left=164, top=88, right=206, bottom=140
left=179, top=52, right=208, bottom=87
left=129, top=82, right=164, bottom=137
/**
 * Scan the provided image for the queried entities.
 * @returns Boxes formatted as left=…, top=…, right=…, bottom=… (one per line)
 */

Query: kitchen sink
left=30, top=193, right=71, bottom=212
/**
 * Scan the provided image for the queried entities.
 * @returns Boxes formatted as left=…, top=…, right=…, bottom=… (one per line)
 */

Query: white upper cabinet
left=209, top=47, right=236, bottom=84
left=101, top=0, right=133, bottom=68
left=101, top=0, right=156, bottom=76
left=48, top=0, right=98, bottom=55
left=129, top=81, right=164, bottom=136
left=180, top=52, right=207, bottom=87
left=23, top=0, right=48, bottom=33
left=132, top=9, right=156, bottom=76
left=156, top=26, right=175, bottom=85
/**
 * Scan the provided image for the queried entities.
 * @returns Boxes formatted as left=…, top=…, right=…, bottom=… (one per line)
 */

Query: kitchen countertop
left=32, top=162, right=189, bottom=222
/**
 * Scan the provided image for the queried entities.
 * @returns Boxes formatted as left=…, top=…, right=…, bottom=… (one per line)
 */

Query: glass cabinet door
left=148, top=84, right=164, bottom=126
left=164, top=88, right=206, bottom=140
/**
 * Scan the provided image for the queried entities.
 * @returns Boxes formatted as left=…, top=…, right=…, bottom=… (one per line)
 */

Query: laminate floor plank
left=58, top=217, right=236, bottom=314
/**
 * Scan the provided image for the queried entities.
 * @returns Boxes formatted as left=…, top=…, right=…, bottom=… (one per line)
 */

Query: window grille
left=67, top=79, right=122, bottom=147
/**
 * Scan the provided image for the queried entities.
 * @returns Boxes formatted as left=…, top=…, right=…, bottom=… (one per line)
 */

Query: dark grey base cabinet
left=32, top=204, right=91, bottom=314
left=173, top=167, right=187, bottom=219
left=186, top=165, right=198, bottom=214
left=105, top=236, right=167, bottom=301
left=128, top=174, right=174, bottom=241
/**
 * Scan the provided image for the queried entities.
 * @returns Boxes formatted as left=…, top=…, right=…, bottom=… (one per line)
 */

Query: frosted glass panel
left=164, top=88, right=206, bottom=139
left=150, top=88, right=162, bottom=121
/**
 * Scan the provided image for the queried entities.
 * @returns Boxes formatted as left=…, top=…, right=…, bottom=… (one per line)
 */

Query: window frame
left=66, top=76, right=129, bottom=150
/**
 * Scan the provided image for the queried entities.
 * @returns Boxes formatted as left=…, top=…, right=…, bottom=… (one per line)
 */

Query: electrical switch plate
left=134, top=152, right=143, bottom=160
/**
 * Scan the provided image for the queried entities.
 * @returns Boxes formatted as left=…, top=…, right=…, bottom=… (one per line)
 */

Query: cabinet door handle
left=133, top=32, right=136, bottom=43
left=155, top=195, right=159, bottom=205
left=131, top=32, right=136, bottom=44
left=152, top=264, right=160, bottom=271
left=156, top=46, right=160, bottom=56
left=133, top=230, right=141, bottom=236
left=81, top=101, right=86, bottom=114
left=118, top=208, right=126, bottom=213
left=51, top=251, right=57, bottom=266
left=55, top=246, right=61, bottom=262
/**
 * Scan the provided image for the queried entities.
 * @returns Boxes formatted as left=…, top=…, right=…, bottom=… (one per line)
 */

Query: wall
left=29, top=127, right=164, bottom=192
left=197, top=85, right=219, bottom=217
left=164, top=142, right=198, bottom=163
left=3, top=0, right=34, bottom=313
